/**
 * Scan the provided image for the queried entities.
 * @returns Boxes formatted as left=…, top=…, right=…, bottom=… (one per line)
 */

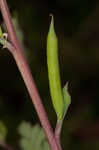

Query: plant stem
left=0, top=0, right=62, bottom=150
left=2, top=40, right=62, bottom=150
left=55, top=109, right=68, bottom=147
left=55, top=120, right=63, bottom=147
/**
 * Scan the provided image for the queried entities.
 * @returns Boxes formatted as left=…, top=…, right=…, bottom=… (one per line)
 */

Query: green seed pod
left=47, top=15, right=64, bottom=121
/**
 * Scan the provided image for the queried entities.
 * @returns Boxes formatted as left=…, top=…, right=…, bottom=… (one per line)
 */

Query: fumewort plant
left=0, top=0, right=71, bottom=150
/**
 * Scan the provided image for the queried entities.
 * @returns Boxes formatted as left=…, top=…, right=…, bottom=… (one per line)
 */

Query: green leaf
left=63, top=83, right=71, bottom=117
left=0, top=37, right=7, bottom=46
left=18, top=121, right=33, bottom=139
left=0, top=26, right=3, bottom=38
left=0, top=121, right=7, bottom=141
left=18, top=121, right=50, bottom=150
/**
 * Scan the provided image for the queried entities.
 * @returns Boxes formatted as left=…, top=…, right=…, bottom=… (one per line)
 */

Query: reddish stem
left=0, top=0, right=62, bottom=150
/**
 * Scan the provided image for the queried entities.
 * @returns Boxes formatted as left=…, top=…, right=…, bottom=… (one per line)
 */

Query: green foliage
left=0, top=37, right=7, bottom=46
left=0, top=27, right=3, bottom=38
left=18, top=121, right=50, bottom=150
left=0, top=121, right=7, bottom=141
left=63, top=83, right=71, bottom=117
left=0, top=26, right=7, bottom=46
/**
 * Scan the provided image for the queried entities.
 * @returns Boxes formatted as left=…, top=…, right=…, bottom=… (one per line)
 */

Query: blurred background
left=0, top=0, right=99, bottom=150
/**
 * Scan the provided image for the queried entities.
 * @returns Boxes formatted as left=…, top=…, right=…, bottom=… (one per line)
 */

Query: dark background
left=0, top=0, right=99, bottom=149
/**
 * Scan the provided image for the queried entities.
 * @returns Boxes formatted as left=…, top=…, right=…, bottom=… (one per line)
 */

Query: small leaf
left=18, top=122, right=50, bottom=150
left=0, top=26, right=3, bottom=38
left=63, top=83, right=71, bottom=117
left=0, top=37, right=7, bottom=46
left=0, top=121, right=7, bottom=141
left=18, top=121, right=32, bottom=138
